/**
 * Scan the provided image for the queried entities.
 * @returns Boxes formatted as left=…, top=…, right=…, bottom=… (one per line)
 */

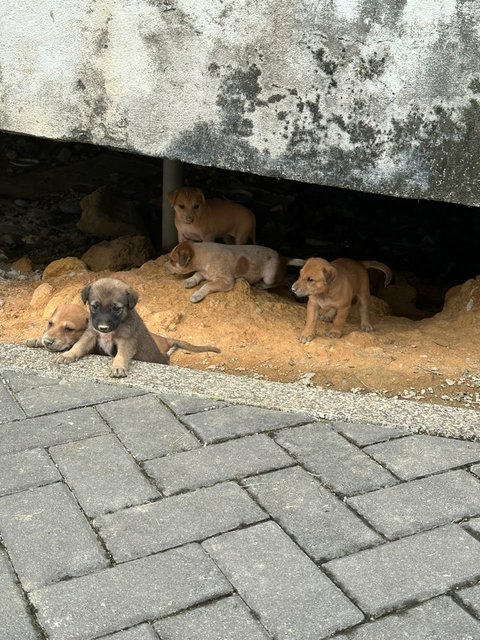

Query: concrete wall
left=1, top=0, right=479, bottom=206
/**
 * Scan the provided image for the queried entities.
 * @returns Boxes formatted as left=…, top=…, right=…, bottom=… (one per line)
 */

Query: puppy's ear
left=323, top=267, right=336, bottom=285
left=126, top=289, right=139, bottom=310
left=80, top=284, right=91, bottom=304
left=167, top=189, right=179, bottom=207
left=178, top=243, right=193, bottom=268
left=194, top=188, right=206, bottom=205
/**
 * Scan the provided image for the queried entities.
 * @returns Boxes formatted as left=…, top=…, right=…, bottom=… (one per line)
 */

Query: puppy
left=168, top=187, right=256, bottom=245
left=56, top=278, right=168, bottom=377
left=166, top=241, right=304, bottom=302
left=292, top=258, right=392, bottom=341
left=153, top=335, right=220, bottom=360
left=26, top=304, right=89, bottom=352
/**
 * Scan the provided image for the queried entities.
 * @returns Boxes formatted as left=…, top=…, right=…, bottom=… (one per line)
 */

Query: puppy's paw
left=55, top=353, right=76, bottom=365
left=26, top=338, right=41, bottom=348
left=183, top=277, right=198, bottom=289
left=299, top=334, right=314, bottom=344
left=325, top=329, right=342, bottom=339
left=361, top=323, right=374, bottom=333
left=190, top=291, right=205, bottom=303
left=110, top=367, right=127, bottom=378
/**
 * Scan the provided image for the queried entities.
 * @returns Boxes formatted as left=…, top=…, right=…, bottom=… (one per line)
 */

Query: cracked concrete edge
left=0, top=343, right=478, bottom=441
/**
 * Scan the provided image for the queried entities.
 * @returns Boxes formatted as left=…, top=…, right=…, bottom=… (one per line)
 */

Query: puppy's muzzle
left=42, top=336, right=55, bottom=347
left=291, top=282, right=300, bottom=296
left=96, top=324, right=112, bottom=333
left=185, top=217, right=194, bottom=224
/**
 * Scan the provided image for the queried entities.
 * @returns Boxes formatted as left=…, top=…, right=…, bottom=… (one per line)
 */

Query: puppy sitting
left=26, top=304, right=89, bottom=352
left=168, top=187, right=256, bottom=244
left=292, top=258, right=392, bottom=341
left=56, top=278, right=168, bottom=377
left=166, top=241, right=304, bottom=303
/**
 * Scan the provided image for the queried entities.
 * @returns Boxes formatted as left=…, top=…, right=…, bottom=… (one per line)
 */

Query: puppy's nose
left=97, top=324, right=111, bottom=333
left=291, top=283, right=297, bottom=293
left=42, top=336, right=54, bottom=346
left=185, top=217, right=193, bottom=224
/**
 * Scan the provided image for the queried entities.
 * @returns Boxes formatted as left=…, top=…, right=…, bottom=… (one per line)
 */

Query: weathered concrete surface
left=1, top=1, right=480, bottom=204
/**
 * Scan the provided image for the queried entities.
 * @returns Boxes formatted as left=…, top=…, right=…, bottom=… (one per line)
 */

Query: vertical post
left=162, top=158, right=184, bottom=252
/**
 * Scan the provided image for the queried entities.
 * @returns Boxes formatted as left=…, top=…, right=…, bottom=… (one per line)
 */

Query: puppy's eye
left=48, top=321, right=53, bottom=327
left=64, top=326, right=74, bottom=333
left=89, top=302, right=99, bottom=311
left=112, top=305, right=123, bottom=314
left=307, top=277, right=314, bottom=283
left=178, top=204, right=185, bottom=209
left=192, top=204, right=199, bottom=210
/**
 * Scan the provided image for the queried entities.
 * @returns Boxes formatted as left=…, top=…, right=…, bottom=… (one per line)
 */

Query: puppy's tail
left=361, top=261, right=392, bottom=286
left=165, top=339, right=221, bottom=357
left=286, top=258, right=305, bottom=267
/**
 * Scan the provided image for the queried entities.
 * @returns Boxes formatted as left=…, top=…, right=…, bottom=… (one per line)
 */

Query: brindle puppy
left=56, top=278, right=168, bottom=377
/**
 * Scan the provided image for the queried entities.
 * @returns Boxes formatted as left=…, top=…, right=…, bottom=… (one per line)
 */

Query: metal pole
left=162, top=158, right=184, bottom=252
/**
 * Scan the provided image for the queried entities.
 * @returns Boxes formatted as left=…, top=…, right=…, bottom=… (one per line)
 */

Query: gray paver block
left=0, top=550, right=40, bottom=640
left=96, top=394, right=200, bottom=461
left=0, top=380, right=24, bottom=423
left=244, top=466, right=382, bottom=562
left=334, top=595, right=480, bottom=640
left=154, top=595, right=270, bottom=640
left=159, top=392, right=228, bottom=416
left=182, top=404, right=313, bottom=443
left=0, top=407, right=109, bottom=455
left=0, top=448, right=61, bottom=496
left=464, top=516, right=480, bottom=537
left=2, top=370, right=60, bottom=393
left=0, top=483, right=108, bottom=591
left=14, top=379, right=144, bottom=417
left=364, top=435, right=480, bottom=480
left=100, top=623, right=158, bottom=639
left=50, top=434, right=159, bottom=518
left=274, top=424, right=397, bottom=496
left=144, top=434, right=294, bottom=495
left=324, top=524, right=480, bottom=617
left=95, top=482, right=266, bottom=562
left=456, top=584, right=480, bottom=619
left=203, top=521, right=363, bottom=640
left=348, top=470, right=480, bottom=539
left=471, top=463, right=480, bottom=478
left=330, top=421, right=409, bottom=446
left=30, top=544, right=233, bottom=640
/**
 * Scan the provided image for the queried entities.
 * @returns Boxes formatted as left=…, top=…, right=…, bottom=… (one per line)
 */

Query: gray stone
left=144, top=434, right=294, bottom=495
left=0, top=407, right=109, bottom=455
left=203, top=521, right=363, bottom=640
left=0, top=380, right=24, bottom=423
left=14, top=379, right=143, bottom=417
left=464, top=516, right=480, bottom=537
left=96, top=395, right=200, bottom=461
left=95, top=482, right=266, bottom=562
left=0, top=550, right=40, bottom=640
left=244, top=466, right=382, bottom=562
left=471, top=463, right=480, bottom=478
left=324, top=525, right=480, bottom=617
left=31, top=544, right=232, bottom=640
left=334, top=595, right=480, bottom=640
left=0, top=448, right=61, bottom=496
left=182, top=405, right=313, bottom=443
left=274, top=424, right=397, bottom=496
left=154, top=596, right=270, bottom=640
left=159, top=392, right=228, bottom=416
left=349, top=470, right=480, bottom=539
left=50, top=434, right=160, bottom=518
left=2, top=369, right=60, bottom=393
left=364, top=435, right=480, bottom=480
left=100, top=624, right=158, bottom=640
left=0, top=483, right=108, bottom=591
left=330, top=422, right=409, bottom=447
left=456, top=584, right=480, bottom=619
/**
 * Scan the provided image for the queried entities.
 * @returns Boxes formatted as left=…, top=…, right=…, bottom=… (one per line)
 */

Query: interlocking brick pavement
left=1, top=368, right=480, bottom=640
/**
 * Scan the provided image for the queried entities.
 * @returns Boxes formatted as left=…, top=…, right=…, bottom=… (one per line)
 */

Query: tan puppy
left=56, top=278, right=168, bottom=377
left=166, top=241, right=304, bottom=302
left=26, top=304, right=89, bottom=352
left=292, top=258, right=392, bottom=341
left=168, top=187, right=256, bottom=244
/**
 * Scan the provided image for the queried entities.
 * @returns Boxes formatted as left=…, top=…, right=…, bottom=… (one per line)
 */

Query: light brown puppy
left=166, top=241, right=304, bottom=302
left=292, top=258, right=392, bottom=341
left=153, top=334, right=220, bottom=359
left=56, top=278, right=168, bottom=377
left=168, top=187, right=256, bottom=245
left=26, top=304, right=89, bottom=352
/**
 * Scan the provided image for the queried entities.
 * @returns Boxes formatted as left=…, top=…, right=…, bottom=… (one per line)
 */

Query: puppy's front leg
left=26, top=338, right=43, bottom=348
left=326, top=304, right=350, bottom=338
left=190, top=278, right=234, bottom=303
left=300, top=299, right=319, bottom=343
left=110, top=338, right=137, bottom=378
left=183, top=272, right=205, bottom=289
left=55, top=330, right=97, bottom=364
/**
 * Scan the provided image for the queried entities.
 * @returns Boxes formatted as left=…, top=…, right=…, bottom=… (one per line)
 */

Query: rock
left=11, top=257, right=34, bottom=273
left=59, top=198, right=82, bottom=215
left=42, top=257, right=88, bottom=280
left=81, top=235, right=154, bottom=272
left=77, top=186, right=147, bottom=238
left=30, top=283, right=54, bottom=309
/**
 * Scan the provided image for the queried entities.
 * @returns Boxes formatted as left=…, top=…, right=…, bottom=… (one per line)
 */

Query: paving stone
left=330, top=421, right=409, bottom=446
left=159, top=392, right=228, bottom=416
left=456, top=584, right=480, bottom=619
left=100, top=623, right=158, bottom=639
left=50, top=435, right=160, bottom=518
left=203, top=521, right=363, bottom=640
left=14, top=379, right=144, bottom=417
left=154, top=595, right=270, bottom=640
left=2, top=369, right=60, bottom=393
left=244, top=466, right=382, bottom=562
left=182, top=404, right=313, bottom=443
left=0, top=448, right=61, bottom=496
left=471, top=463, right=480, bottom=478
left=334, top=595, right=480, bottom=640
left=0, top=407, right=109, bottom=454
left=274, top=424, right=397, bottom=496
left=348, top=470, right=480, bottom=539
left=324, top=524, right=480, bottom=617
left=31, top=544, right=233, bottom=640
left=0, top=549, right=40, bottom=640
left=144, top=434, right=294, bottom=495
left=0, top=483, right=108, bottom=591
left=95, top=482, right=266, bottom=562
left=96, top=395, right=200, bottom=461
left=464, top=516, right=480, bottom=537
left=364, top=435, right=480, bottom=480
left=0, top=380, right=24, bottom=423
